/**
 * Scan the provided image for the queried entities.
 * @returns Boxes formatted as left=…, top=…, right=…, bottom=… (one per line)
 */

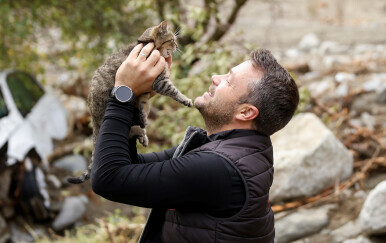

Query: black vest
left=139, top=127, right=275, bottom=243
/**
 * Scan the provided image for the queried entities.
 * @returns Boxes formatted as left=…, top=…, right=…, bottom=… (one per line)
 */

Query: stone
left=285, top=48, right=300, bottom=58
left=360, top=112, right=376, bottom=131
left=9, top=222, right=34, bottom=243
left=323, top=55, right=351, bottom=69
left=307, top=77, right=335, bottom=98
left=0, top=214, right=10, bottom=243
left=353, top=190, right=368, bottom=199
left=376, top=85, right=386, bottom=104
left=47, top=174, right=62, bottom=189
left=342, top=235, right=373, bottom=243
left=298, top=33, right=320, bottom=51
left=359, top=180, right=386, bottom=235
left=319, top=41, right=349, bottom=55
left=52, top=195, right=89, bottom=231
left=331, top=220, right=362, bottom=242
left=363, top=74, right=386, bottom=92
left=335, top=72, right=356, bottom=83
left=301, top=71, right=321, bottom=82
left=270, top=113, right=353, bottom=202
left=274, top=205, right=334, bottom=243
left=336, top=82, right=349, bottom=97
left=53, top=154, right=87, bottom=174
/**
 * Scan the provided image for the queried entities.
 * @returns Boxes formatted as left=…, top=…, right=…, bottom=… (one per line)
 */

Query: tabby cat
left=67, top=21, right=193, bottom=184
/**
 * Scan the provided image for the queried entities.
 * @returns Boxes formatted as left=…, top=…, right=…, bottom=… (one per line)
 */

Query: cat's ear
left=159, top=20, right=168, bottom=34
left=138, top=27, right=154, bottom=42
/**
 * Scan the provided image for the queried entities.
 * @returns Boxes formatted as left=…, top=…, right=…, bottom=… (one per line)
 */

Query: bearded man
left=92, top=43, right=299, bottom=243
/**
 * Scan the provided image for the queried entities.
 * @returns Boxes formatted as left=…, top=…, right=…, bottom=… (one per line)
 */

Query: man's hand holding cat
left=115, top=43, right=167, bottom=96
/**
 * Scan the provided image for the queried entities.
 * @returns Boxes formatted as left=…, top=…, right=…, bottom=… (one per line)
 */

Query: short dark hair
left=240, top=49, right=299, bottom=135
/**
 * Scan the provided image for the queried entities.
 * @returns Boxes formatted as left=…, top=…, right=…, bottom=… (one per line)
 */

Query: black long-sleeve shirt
left=91, top=97, right=245, bottom=217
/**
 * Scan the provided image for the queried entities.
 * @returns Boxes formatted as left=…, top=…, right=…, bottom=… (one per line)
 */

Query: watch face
left=115, top=86, right=133, bottom=102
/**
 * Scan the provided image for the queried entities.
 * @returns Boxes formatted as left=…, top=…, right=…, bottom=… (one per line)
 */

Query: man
left=92, top=43, right=299, bottom=243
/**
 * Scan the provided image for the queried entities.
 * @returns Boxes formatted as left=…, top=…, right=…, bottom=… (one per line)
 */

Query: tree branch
left=207, top=0, right=248, bottom=42
left=155, top=0, right=166, bottom=21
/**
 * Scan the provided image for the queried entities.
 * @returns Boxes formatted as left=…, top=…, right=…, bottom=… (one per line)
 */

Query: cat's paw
left=138, top=135, right=149, bottom=147
left=184, top=99, right=193, bottom=107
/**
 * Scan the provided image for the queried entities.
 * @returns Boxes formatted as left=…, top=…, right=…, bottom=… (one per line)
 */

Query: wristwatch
left=111, top=85, right=135, bottom=103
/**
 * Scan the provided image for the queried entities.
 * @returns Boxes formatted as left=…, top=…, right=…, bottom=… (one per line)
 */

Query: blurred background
left=0, top=0, right=385, bottom=242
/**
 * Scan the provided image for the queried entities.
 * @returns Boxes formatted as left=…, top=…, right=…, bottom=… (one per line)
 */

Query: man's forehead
left=232, top=61, right=262, bottom=78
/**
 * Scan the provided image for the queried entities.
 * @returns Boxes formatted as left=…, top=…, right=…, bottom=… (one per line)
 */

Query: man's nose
left=212, top=75, right=221, bottom=86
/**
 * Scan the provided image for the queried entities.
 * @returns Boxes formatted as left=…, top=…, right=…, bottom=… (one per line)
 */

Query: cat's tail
left=66, top=171, right=90, bottom=184
left=66, top=157, right=93, bottom=184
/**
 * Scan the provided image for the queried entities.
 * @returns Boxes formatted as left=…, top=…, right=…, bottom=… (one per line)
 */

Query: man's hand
left=115, top=43, right=166, bottom=96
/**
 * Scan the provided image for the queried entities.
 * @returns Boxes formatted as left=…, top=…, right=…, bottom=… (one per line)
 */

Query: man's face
left=194, top=61, right=262, bottom=131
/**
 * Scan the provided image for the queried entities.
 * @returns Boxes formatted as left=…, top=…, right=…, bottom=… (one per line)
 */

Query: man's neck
left=206, top=123, right=254, bottom=136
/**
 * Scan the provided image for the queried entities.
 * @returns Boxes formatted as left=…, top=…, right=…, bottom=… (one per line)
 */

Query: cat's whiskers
left=175, top=47, right=183, bottom=55
left=174, top=26, right=182, bottom=39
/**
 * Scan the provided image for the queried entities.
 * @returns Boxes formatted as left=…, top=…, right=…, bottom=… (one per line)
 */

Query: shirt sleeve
left=137, top=147, right=177, bottom=164
left=91, top=98, right=233, bottom=209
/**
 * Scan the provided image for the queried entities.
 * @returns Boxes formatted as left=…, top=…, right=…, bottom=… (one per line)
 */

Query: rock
left=298, top=33, right=320, bottom=51
left=47, top=174, right=62, bottom=189
left=301, top=71, right=321, bottom=82
left=376, top=85, right=386, bottom=104
left=307, top=77, right=335, bottom=98
left=53, top=154, right=87, bottom=174
left=360, top=112, right=376, bottom=131
left=363, top=74, right=386, bottom=92
left=353, top=190, right=368, bottom=199
left=331, top=220, right=362, bottom=242
left=270, top=113, right=353, bottom=202
left=319, top=41, right=349, bottom=55
left=323, top=55, right=351, bottom=69
left=343, top=235, right=373, bottom=243
left=0, top=215, right=10, bottom=243
left=359, top=180, right=386, bottom=235
left=285, top=48, right=300, bottom=58
left=275, top=205, right=335, bottom=243
left=336, top=82, right=349, bottom=97
left=52, top=195, right=89, bottom=231
left=9, top=222, right=34, bottom=243
left=335, top=72, right=356, bottom=83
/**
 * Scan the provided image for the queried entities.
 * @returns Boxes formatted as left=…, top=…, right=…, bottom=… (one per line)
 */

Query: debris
left=335, top=72, right=356, bottom=83
left=331, top=220, right=362, bottom=243
left=52, top=154, right=87, bottom=174
left=270, top=112, right=353, bottom=203
left=52, top=195, right=89, bottom=231
left=298, top=33, right=320, bottom=51
left=275, top=204, right=335, bottom=243
left=359, top=180, right=386, bottom=235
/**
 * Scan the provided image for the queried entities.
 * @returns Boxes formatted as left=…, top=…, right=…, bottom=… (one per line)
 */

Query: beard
left=195, top=96, right=237, bottom=133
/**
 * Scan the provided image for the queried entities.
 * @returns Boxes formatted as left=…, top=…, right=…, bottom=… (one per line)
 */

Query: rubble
left=331, top=220, right=362, bottom=242
left=270, top=112, right=353, bottom=203
left=359, top=180, right=386, bottom=235
left=52, top=195, right=89, bottom=231
left=52, top=154, right=87, bottom=175
left=275, top=204, right=336, bottom=243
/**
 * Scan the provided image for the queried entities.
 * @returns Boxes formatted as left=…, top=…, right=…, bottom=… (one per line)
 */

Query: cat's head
left=137, top=20, right=177, bottom=58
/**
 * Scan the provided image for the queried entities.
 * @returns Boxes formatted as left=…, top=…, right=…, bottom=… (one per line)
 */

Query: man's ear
left=235, top=104, right=259, bottom=121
